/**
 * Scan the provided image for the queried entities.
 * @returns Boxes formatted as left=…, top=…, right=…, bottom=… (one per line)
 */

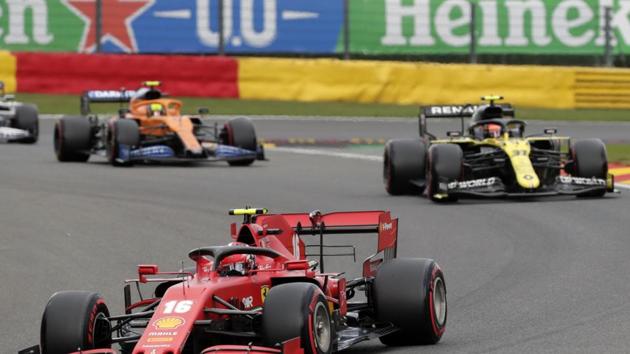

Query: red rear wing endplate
left=255, top=210, right=398, bottom=277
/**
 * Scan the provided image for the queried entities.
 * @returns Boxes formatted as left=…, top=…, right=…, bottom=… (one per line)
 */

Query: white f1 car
left=0, top=81, right=39, bottom=144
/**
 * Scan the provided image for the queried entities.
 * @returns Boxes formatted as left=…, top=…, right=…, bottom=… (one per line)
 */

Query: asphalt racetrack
left=2, top=118, right=630, bottom=353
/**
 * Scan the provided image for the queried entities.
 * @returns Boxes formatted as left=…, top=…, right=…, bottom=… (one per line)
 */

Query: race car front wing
left=116, top=143, right=264, bottom=163
left=19, top=338, right=304, bottom=354
left=0, top=126, right=32, bottom=142
left=433, top=174, right=616, bottom=199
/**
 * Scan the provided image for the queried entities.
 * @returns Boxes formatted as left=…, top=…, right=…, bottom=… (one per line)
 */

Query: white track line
left=272, top=147, right=383, bottom=162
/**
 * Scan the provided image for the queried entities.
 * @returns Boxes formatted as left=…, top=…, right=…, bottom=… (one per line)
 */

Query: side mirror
left=230, top=223, right=238, bottom=240
left=544, top=128, right=557, bottom=135
left=138, top=264, right=159, bottom=283
left=198, top=107, right=209, bottom=115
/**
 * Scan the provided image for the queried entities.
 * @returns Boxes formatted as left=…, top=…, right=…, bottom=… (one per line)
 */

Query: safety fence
left=0, top=0, right=628, bottom=67
left=3, top=53, right=630, bottom=109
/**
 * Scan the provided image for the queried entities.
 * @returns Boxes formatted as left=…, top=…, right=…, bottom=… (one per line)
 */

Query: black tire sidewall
left=571, top=139, right=608, bottom=197
left=54, top=117, right=91, bottom=162
left=262, top=283, right=332, bottom=354
left=383, top=139, right=426, bottom=195
left=571, top=139, right=607, bottom=179
left=14, top=104, right=39, bottom=143
left=224, top=117, right=257, bottom=166
left=427, top=144, right=463, bottom=202
left=41, top=291, right=111, bottom=354
left=374, top=258, right=446, bottom=345
left=108, top=120, right=139, bottom=166
left=225, top=117, right=257, bottom=150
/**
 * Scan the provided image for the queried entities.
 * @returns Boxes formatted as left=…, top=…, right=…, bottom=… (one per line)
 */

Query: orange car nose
left=164, top=117, right=203, bottom=154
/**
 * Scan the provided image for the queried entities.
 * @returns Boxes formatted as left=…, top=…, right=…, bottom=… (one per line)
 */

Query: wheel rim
left=92, top=312, right=111, bottom=348
left=313, top=302, right=331, bottom=352
left=433, top=277, right=447, bottom=327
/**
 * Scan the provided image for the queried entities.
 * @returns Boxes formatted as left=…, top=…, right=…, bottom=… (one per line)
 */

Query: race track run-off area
left=2, top=118, right=630, bottom=354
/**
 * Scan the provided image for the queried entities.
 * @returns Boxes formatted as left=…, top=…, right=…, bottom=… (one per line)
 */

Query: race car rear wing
left=80, top=89, right=137, bottom=115
left=421, top=104, right=514, bottom=118
left=255, top=210, right=398, bottom=277
left=419, top=103, right=514, bottom=137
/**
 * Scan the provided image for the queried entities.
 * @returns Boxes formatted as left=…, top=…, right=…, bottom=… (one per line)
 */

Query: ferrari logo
left=154, top=317, right=185, bottom=330
left=261, top=285, right=270, bottom=302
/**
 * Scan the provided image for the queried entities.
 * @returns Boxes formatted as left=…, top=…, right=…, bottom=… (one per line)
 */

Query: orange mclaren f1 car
left=54, top=82, right=264, bottom=166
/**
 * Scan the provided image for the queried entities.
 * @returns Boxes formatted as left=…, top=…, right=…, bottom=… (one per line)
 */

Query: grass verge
left=607, top=144, right=630, bottom=164
left=16, top=93, right=630, bottom=121
left=16, top=93, right=419, bottom=117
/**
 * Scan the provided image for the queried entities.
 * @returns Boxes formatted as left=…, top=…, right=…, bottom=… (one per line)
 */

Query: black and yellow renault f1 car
left=384, top=96, right=615, bottom=202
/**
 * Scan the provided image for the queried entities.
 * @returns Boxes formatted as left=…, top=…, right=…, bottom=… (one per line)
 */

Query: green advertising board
left=0, top=0, right=83, bottom=52
left=0, top=0, right=627, bottom=56
left=349, top=0, right=628, bottom=55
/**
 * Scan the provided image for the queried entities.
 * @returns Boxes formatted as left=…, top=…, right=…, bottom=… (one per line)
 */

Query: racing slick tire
left=383, top=139, right=427, bottom=195
left=571, top=138, right=608, bottom=197
left=107, top=119, right=140, bottom=167
left=223, top=117, right=257, bottom=166
left=373, top=258, right=446, bottom=346
left=12, top=104, right=39, bottom=144
left=41, top=291, right=112, bottom=354
left=54, top=116, right=92, bottom=162
left=262, top=283, right=333, bottom=354
left=426, top=144, right=463, bottom=202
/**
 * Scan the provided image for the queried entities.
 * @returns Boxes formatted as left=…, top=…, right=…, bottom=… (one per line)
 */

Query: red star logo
left=65, top=0, right=154, bottom=52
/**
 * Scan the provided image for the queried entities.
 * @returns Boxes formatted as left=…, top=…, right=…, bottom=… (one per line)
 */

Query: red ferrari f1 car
left=25, top=208, right=447, bottom=354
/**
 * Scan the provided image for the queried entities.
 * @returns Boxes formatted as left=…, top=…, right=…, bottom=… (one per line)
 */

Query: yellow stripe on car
left=143, top=81, right=161, bottom=87
left=229, top=208, right=268, bottom=216
left=501, top=139, right=541, bottom=189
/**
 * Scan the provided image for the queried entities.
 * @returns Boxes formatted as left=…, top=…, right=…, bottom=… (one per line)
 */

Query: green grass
left=16, top=93, right=420, bottom=117
left=15, top=93, right=630, bottom=121
left=607, top=144, right=630, bottom=164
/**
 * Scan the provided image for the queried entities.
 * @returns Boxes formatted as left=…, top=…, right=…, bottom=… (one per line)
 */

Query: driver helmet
left=218, top=242, right=256, bottom=276
left=147, top=103, right=165, bottom=117
left=470, top=104, right=505, bottom=139
left=471, top=104, right=504, bottom=123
